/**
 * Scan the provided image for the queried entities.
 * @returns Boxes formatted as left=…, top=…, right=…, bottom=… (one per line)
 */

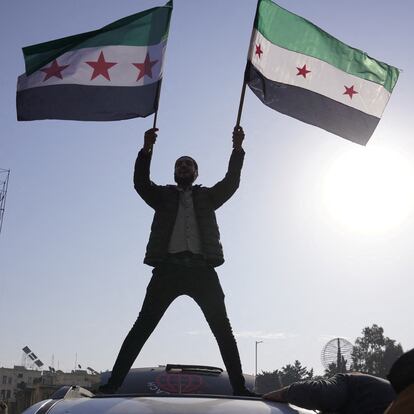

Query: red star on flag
left=343, top=85, right=358, bottom=99
left=296, top=64, right=311, bottom=78
left=255, top=44, right=263, bottom=58
left=40, top=59, right=70, bottom=81
left=133, top=52, right=158, bottom=81
left=86, top=51, right=117, bottom=81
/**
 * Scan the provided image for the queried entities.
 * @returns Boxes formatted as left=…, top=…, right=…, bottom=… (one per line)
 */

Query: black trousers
left=107, top=261, right=246, bottom=392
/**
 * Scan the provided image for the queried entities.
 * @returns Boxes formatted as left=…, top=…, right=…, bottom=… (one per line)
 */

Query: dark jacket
left=134, top=148, right=245, bottom=267
left=286, top=373, right=395, bottom=414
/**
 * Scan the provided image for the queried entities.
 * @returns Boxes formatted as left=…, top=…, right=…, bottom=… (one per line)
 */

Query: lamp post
left=254, top=340, right=263, bottom=390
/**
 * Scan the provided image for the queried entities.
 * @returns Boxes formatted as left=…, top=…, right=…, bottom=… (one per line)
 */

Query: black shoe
left=233, top=388, right=262, bottom=398
left=97, top=383, right=117, bottom=395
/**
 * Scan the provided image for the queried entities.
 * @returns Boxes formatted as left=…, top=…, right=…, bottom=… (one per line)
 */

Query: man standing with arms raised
left=100, top=126, right=255, bottom=396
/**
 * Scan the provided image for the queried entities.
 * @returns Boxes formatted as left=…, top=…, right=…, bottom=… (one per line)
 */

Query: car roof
left=24, top=395, right=315, bottom=414
left=100, top=365, right=254, bottom=395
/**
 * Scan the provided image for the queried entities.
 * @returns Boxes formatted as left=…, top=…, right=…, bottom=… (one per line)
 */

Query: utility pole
left=254, top=340, right=263, bottom=390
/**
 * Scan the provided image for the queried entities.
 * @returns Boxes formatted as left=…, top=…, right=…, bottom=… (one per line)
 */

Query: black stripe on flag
left=17, top=81, right=161, bottom=121
left=246, top=62, right=380, bottom=145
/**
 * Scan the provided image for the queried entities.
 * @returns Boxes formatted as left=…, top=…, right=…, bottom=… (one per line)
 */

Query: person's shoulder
left=163, top=184, right=179, bottom=192
left=190, top=184, right=205, bottom=190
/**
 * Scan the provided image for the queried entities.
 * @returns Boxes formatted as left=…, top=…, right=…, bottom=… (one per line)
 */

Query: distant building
left=0, top=366, right=100, bottom=414
left=0, top=366, right=42, bottom=404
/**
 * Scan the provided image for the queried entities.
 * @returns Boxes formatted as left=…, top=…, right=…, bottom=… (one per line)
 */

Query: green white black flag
left=246, top=0, right=400, bottom=145
left=17, top=1, right=172, bottom=121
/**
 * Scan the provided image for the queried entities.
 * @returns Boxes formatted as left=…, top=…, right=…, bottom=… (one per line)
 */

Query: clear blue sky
left=1, top=0, right=414, bottom=376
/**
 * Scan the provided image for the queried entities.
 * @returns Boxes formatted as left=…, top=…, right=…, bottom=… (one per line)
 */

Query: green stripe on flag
left=255, top=0, right=399, bottom=93
left=23, top=0, right=172, bottom=75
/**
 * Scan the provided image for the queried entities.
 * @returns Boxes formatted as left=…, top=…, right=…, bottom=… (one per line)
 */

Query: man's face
left=174, top=156, right=198, bottom=185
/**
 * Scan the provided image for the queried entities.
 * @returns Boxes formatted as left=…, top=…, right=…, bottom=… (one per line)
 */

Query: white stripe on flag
left=249, top=30, right=390, bottom=118
left=17, top=42, right=166, bottom=90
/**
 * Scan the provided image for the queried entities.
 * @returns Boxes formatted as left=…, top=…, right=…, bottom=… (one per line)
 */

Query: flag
left=246, top=0, right=399, bottom=145
left=17, top=1, right=173, bottom=121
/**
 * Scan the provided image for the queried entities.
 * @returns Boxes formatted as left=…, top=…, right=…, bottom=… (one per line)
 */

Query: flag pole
left=235, top=0, right=260, bottom=127
left=153, top=109, right=159, bottom=129
left=236, top=65, right=248, bottom=127
left=152, top=78, right=163, bottom=129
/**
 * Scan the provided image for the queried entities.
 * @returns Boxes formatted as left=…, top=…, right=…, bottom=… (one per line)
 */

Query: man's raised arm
left=142, top=127, right=157, bottom=154
left=133, top=128, right=161, bottom=208
left=209, top=125, right=245, bottom=210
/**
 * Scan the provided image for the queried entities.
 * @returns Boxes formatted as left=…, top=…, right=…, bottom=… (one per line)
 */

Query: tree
left=351, top=324, right=403, bottom=378
left=324, top=362, right=340, bottom=378
left=255, top=360, right=314, bottom=393
left=255, top=370, right=282, bottom=394
left=280, top=360, right=314, bottom=386
left=324, top=355, right=349, bottom=377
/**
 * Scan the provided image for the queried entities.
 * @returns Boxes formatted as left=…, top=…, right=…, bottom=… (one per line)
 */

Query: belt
left=165, top=251, right=207, bottom=267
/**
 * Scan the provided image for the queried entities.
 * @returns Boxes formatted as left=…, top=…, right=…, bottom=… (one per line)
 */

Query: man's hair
left=387, top=348, right=414, bottom=394
left=175, top=156, right=198, bottom=172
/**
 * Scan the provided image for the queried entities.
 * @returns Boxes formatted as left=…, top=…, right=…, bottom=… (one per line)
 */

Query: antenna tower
left=321, top=337, right=353, bottom=374
left=0, top=168, right=10, bottom=236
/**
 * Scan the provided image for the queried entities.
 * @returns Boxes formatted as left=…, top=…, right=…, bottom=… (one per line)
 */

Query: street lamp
left=255, top=340, right=263, bottom=389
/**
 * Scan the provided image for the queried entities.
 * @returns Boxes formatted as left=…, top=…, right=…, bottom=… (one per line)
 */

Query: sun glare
left=322, top=145, right=414, bottom=234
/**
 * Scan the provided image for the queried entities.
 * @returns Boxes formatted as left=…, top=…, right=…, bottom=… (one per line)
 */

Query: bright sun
left=322, top=145, right=414, bottom=234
